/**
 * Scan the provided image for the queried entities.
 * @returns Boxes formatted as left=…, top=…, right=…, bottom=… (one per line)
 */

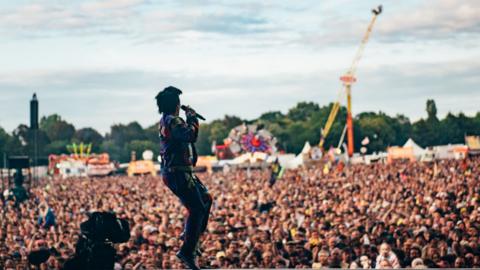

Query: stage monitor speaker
left=8, top=156, right=30, bottom=169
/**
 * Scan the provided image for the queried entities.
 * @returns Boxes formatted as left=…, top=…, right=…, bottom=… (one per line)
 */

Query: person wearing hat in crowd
left=155, top=86, right=213, bottom=270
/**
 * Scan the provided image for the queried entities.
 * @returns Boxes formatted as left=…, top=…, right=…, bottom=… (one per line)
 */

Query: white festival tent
left=403, top=138, right=427, bottom=159
left=285, top=141, right=312, bottom=169
left=284, top=154, right=303, bottom=169
left=300, top=141, right=312, bottom=155
left=269, top=154, right=297, bottom=169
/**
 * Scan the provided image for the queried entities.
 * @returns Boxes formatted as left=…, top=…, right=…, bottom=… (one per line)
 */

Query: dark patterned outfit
left=159, top=113, right=212, bottom=257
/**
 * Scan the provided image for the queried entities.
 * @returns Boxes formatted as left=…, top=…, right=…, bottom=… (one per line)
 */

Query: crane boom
left=348, top=7, right=382, bottom=77
left=319, top=5, right=382, bottom=151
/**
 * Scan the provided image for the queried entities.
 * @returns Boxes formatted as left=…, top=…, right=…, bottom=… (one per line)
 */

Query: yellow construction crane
left=319, top=5, right=382, bottom=157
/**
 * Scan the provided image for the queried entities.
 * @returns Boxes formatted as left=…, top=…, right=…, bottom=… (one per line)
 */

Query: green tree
left=357, top=112, right=396, bottom=153
left=222, top=115, right=243, bottom=129
left=100, top=140, right=127, bottom=163
left=412, top=100, right=442, bottom=146
left=196, top=124, right=213, bottom=155
left=426, top=99, right=438, bottom=122
left=285, top=122, right=312, bottom=153
left=108, top=122, right=146, bottom=146
left=389, top=114, right=412, bottom=146
left=73, top=128, right=104, bottom=152
left=13, top=124, right=50, bottom=156
left=259, top=111, right=284, bottom=122
left=125, top=140, right=158, bottom=161
left=40, top=114, right=76, bottom=141
left=44, top=140, right=69, bottom=155
left=144, top=124, right=159, bottom=142
left=2, top=131, right=23, bottom=157
left=438, top=112, right=479, bottom=145
left=0, top=127, right=11, bottom=165
left=287, top=102, right=320, bottom=121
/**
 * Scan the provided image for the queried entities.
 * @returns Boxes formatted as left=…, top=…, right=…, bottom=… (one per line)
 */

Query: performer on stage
left=156, top=86, right=212, bottom=270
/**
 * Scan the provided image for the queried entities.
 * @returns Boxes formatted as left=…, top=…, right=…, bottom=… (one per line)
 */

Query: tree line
left=0, top=99, right=479, bottom=165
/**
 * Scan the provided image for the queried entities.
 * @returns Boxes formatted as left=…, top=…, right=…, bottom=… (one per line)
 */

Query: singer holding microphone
left=155, top=86, right=212, bottom=270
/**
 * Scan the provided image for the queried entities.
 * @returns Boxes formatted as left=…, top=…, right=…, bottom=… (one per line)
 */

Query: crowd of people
left=1, top=157, right=479, bottom=269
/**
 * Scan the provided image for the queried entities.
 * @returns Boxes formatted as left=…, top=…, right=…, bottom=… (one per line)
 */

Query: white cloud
left=81, top=0, right=145, bottom=12
left=0, top=0, right=273, bottom=41
left=0, top=1, right=144, bottom=38
left=378, top=0, right=480, bottom=40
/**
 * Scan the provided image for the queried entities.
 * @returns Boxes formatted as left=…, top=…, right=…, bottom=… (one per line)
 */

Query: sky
left=0, top=0, right=479, bottom=134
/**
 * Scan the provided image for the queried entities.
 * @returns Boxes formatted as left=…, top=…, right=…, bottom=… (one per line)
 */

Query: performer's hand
left=183, top=106, right=196, bottom=118
left=186, top=110, right=196, bottom=118
left=186, top=111, right=199, bottom=125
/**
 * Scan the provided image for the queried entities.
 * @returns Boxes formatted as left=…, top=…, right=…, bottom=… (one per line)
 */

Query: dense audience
left=1, top=157, right=479, bottom=269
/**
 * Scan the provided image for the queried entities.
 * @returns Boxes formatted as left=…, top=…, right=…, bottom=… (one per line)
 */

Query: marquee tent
left=403, top=138, right=426, bottom=158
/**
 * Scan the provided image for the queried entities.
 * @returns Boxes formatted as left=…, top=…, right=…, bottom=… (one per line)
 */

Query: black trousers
left=162, top=170, right=212, bottom=256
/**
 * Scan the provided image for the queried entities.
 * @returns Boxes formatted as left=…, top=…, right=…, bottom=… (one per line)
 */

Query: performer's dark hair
left=155, top=86, right=182, bottom=114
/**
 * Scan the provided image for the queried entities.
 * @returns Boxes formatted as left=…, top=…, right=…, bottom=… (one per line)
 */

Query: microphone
left=181, top=105, right=206, bottom=121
